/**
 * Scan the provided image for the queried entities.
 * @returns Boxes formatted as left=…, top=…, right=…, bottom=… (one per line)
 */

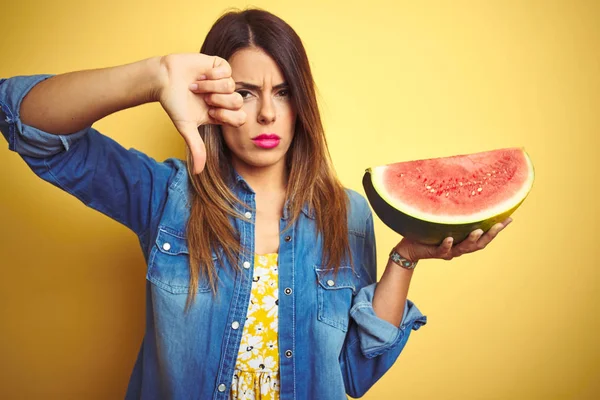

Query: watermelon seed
left=471, top=191, right=476, bottom=196
left=459, top=182, right=463, bottom=186
left=478, top=187, right=483, bottom=192
left=445, top=192, right=449, bottom=197
left=426, top=185, right=431, bottom=189
left=430, top=189, right=435, bottom=193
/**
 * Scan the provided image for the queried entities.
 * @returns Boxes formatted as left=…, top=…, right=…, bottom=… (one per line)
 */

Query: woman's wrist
left=147, top=55, right=169, bottom=103
left=393, top=241, right=419, bottom=263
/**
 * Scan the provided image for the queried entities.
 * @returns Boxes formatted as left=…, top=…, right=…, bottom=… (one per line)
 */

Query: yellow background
left=1, top=0, right=598, bottom=398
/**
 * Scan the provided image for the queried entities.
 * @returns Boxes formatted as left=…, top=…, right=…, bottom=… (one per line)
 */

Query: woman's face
left=221, top=47, right=297, bottom=173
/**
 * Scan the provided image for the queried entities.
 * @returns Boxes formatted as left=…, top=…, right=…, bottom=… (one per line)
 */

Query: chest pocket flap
left=147, top=227, right=217, bottom=294
left=314, top=265, right=360, bottom=332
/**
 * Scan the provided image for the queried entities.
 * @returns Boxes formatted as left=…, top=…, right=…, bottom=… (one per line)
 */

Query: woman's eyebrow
left=235, top=81, right=289, bottom=90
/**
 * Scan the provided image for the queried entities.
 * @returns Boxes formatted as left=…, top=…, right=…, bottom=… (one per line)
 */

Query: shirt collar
left=232, top=169, right=315, bottom=220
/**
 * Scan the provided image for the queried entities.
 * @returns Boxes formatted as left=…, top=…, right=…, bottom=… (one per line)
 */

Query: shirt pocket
left=147, top=226, right=217, bottom=294
left=314, top=265, right=360, bottom=332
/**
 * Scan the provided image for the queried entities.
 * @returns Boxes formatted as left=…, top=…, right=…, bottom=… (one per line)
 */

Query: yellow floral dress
left=231, top=253, right=280, bottom=400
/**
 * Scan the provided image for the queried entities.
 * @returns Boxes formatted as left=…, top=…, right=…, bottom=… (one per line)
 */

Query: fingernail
left=198, top=75, right=207, bottom=80
left=208, top=109, right=215, bottom=116
left=189, top=83, right=198, bottom=90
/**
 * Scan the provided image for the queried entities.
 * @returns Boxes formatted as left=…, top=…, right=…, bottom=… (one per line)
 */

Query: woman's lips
left=252, top=138, right=280, bottom=149
left=252, top=134, right=281, bottom=149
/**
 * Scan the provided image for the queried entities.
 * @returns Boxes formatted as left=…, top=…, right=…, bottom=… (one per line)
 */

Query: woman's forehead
left=229, top=48, right=285, bottom=85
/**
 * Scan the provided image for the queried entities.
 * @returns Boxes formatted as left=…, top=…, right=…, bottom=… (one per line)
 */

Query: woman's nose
left=257, top=97, right=276, bottom=124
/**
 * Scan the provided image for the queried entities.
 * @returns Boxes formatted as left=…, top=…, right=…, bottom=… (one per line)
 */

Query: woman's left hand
left=397, top=217, right=513, bottom=262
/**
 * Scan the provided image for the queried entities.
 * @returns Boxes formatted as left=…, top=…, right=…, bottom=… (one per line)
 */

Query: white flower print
left=262, top=355, right=277, bottom=370
left=245, top=314, right=256, bottom=325
left=247, top=296, right=261, bottom=315
left=248, top=355, right=276, bottom=372
left=253, top=266, right=270, bottom=282
left=260, top=374, right=279, bottom=396
left=254, top=322, right=265, bottom=334
left=238, top=334, right=263, bottom=361
left=271, top=379, right=280, bottom=392
left=263, top=294, right=278, bottom=318
left=231, top=253, right=280, bottom=400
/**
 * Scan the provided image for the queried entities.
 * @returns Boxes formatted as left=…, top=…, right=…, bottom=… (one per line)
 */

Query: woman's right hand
left=155, top=53, right=246, bottom=174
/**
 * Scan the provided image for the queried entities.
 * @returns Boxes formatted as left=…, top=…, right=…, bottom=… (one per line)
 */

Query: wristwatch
left=389, top=248, right=418, bottom=270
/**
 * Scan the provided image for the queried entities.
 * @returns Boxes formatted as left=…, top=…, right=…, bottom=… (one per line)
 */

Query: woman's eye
left=237, top=90, right=252, bottom=99
left=278, top=89, right=290, bottom=97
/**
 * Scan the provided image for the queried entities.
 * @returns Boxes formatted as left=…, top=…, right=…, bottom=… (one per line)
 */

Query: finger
left=190, top=78, right=236, bottom=94
left=208, top=108, right=247, bottom=127
left=469, top=229, right=484, bottom=243
left=176, top=121, right=206, bottom=174
left=438, top=237, right=454, bottom=260
left=204, top=92, right=244, bottom=110
left=453, top=230, right=483, bottom=255
left=477, top=223, right=505, bottom=249
left=204, top=56, right=232, bottom=80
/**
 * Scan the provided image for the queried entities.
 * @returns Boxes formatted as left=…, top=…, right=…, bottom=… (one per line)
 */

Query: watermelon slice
left=362, top=147, right=534, bottom=245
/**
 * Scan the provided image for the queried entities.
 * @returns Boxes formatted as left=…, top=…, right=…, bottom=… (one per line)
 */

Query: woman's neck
left=233, top=159, right=288, bottom=194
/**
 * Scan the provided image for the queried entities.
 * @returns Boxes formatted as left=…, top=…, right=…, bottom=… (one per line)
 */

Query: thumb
left=398, top=238, right=446, bottom=261
left=203, top=56, right=232, bottom=81
left=176, top=121, right=207, bottom=174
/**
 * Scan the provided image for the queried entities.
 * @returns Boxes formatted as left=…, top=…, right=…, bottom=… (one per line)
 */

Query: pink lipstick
left=252, top=134, right=281, bottom=149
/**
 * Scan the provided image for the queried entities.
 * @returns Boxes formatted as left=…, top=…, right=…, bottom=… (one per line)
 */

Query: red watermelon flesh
left=362, top=147, right=534, bottom=244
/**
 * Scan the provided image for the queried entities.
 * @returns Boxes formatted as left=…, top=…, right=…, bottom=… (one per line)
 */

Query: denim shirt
left=0, top=75, right=427, bottom=400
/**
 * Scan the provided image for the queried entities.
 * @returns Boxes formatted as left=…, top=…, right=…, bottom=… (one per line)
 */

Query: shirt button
left=285, top=350, right=293, bottom=358
left=162, top=242, right=171, bottom=251
left=231, top=321, right=240, bottom=330
left=284, top=287, right=292, bottom=295
left=284, top=235, right=292, bottom=242
left=217, top=383, right=226, bottom=392
left=244, top=211, right=252, bottom=219
left=327, top=279, right=335, bottom=287
left=243, top=261, right=251, bottom=269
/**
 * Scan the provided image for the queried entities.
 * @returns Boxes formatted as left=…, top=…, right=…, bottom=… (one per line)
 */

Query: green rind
left=362, top=170, right=525, bottom=245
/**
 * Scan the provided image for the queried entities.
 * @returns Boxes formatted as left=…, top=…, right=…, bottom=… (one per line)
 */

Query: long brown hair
left=185, top=8, right=352, bottom=309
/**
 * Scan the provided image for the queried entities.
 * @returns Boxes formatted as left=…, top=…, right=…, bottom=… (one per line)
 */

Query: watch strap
left=389, top=248, right=418, bottom=270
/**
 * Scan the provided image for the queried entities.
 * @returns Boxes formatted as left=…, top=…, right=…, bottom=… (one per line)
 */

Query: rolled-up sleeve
left=0, top=74, right=89, bottom=157
left=350, top=283, right=427, bottom=358
left=340, top=207, right=427, bottom=398
left=0, top=75, right=179, bottom=238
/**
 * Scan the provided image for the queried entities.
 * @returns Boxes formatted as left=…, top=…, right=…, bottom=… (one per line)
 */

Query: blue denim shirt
left=0, top=75, right=427, bottom=399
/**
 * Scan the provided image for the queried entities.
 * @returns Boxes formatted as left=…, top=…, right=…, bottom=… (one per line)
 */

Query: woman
left=0, top=8, right=510, bottom=400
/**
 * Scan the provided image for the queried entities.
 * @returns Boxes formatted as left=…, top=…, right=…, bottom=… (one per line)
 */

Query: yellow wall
left=1, top=0, right=598, bottom=398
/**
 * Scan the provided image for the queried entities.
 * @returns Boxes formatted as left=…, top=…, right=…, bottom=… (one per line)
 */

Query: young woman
left=0, top=8, right=511, bottom=400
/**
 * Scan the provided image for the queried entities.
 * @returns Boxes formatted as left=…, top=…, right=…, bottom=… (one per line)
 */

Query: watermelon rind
left=362, top=148, right=534, bottom=245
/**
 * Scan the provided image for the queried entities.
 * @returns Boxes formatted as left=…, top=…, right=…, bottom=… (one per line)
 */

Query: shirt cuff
left=349, top=282, right=427, bottom=359
left=0, top=75, right=90, bottom=158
